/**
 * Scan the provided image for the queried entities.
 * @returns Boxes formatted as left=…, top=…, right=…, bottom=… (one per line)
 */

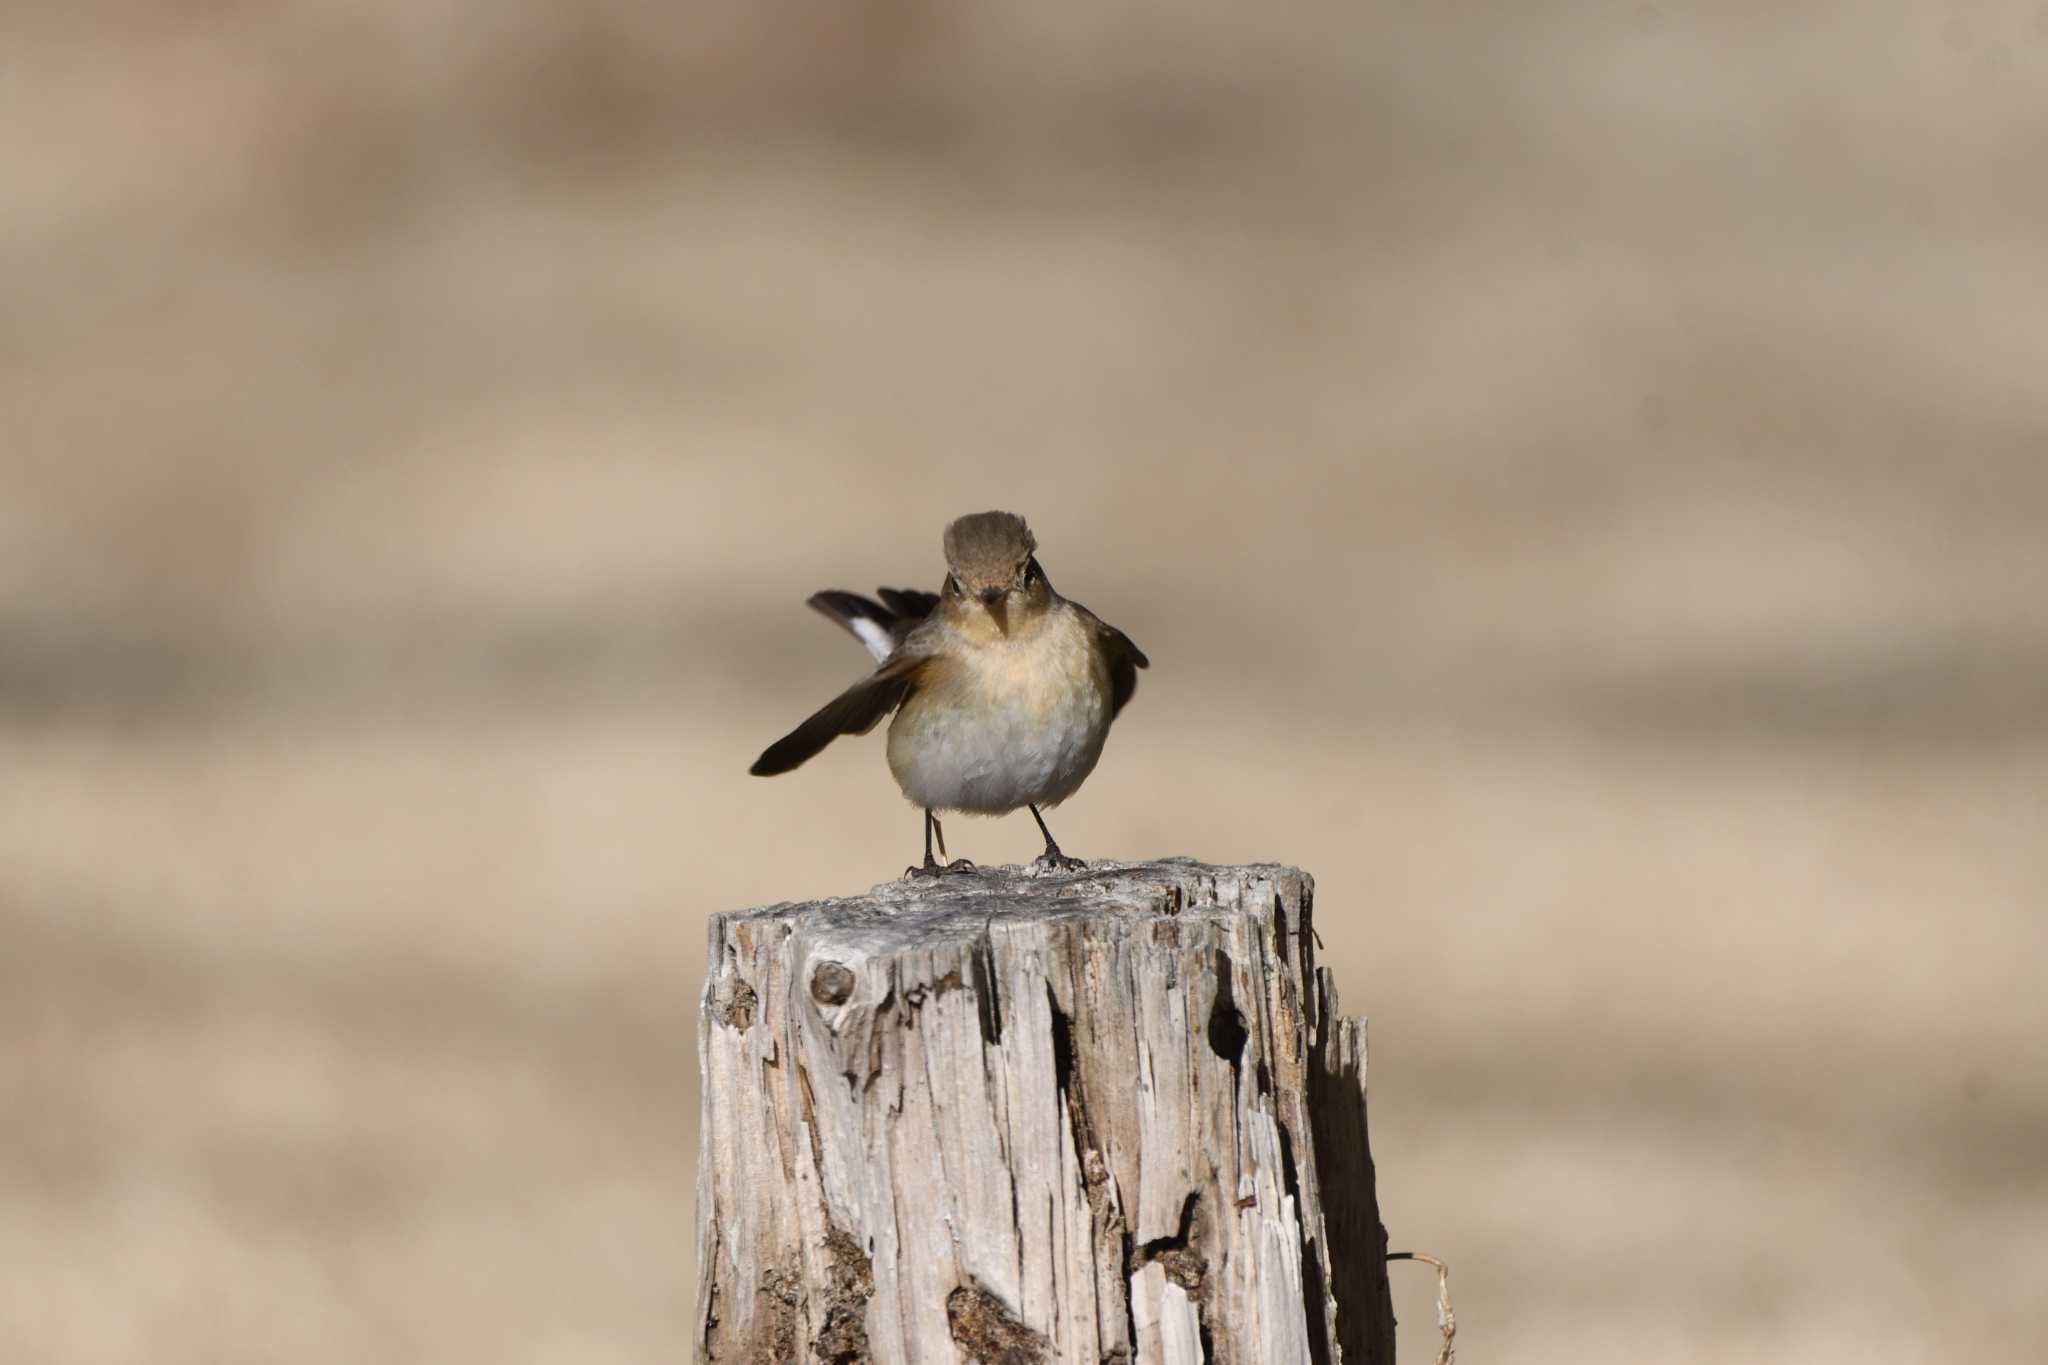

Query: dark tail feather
left=876, top=587, right=940, bottom=620
left=806, top=587, right=938, bottom=661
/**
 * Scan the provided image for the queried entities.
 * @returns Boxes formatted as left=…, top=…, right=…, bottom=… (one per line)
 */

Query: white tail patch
left=850, top=616, right=895, bottom=661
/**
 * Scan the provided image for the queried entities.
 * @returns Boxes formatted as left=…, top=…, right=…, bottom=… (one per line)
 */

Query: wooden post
left=696, top=859, right=1395, bottom=1365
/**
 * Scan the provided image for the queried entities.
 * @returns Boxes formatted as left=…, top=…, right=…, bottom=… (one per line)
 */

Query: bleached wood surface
left=695, top=859, right=1394, bottom=1364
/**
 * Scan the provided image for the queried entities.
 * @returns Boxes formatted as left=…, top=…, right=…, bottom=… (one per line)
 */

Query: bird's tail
left=806, top=587, right=940, bottom=662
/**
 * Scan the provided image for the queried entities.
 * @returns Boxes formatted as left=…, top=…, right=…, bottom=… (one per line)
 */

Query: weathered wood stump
left=696, top=859, right=1395, bottom=1364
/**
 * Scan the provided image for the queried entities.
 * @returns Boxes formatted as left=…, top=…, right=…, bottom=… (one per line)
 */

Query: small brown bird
left=750, top=511, right=1148, bottom=875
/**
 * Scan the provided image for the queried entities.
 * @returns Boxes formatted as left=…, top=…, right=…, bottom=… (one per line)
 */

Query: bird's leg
left=906, top=808, right=943, bottom=877
left=906, top=808, right=975, bottom=878
left=1027, top=804, right=1086, bottom=871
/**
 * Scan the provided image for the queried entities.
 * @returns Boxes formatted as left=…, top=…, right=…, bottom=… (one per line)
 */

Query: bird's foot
left=1030, top=848, right=1087, bottom=873
left=904, top=856, right=978, bottom=880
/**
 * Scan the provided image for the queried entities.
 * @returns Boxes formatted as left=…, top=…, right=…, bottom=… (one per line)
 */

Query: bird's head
left=941, top=510, right=1052, bottom=637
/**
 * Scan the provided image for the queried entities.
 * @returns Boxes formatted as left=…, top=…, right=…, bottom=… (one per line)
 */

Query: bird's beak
left=979, top=587, right=1008, bottom=634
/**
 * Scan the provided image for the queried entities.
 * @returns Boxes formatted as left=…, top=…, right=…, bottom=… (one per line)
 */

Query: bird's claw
left=1031, top=850, right=1087, bottom=873
left=904, top=857, right=978, bottom=880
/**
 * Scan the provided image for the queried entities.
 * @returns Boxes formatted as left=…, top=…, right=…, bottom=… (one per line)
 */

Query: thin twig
left=1387, top=1251, right=1456, bottom=1365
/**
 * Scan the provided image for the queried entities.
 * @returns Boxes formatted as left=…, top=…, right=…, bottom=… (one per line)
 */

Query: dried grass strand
left=1387, top=1250, right=1456, bottom=1365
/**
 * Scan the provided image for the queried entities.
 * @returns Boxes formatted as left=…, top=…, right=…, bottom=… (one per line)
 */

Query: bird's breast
left=887, top=612, right=1113, bottom=815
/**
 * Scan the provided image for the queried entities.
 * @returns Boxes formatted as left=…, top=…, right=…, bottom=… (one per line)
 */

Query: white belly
left=886, top=620, right=1112, bottom=815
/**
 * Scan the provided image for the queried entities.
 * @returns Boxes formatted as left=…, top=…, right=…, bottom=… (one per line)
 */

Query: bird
left=750, top=510, right=1148, bottom=876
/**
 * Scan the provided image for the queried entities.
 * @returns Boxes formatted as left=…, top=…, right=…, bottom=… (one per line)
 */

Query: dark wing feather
left=749, top=652, right=928, bottom=776
left=1071, top=602, right=1148, bottom=718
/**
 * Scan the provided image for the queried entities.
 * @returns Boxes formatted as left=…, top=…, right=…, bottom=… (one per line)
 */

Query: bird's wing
left=749, top=647, right=931, bottom=776
left=1071, top=602, right=1149, bottom=718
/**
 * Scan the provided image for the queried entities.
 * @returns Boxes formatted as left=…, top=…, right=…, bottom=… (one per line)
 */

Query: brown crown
left=942, top=511, right=1036, bottom=588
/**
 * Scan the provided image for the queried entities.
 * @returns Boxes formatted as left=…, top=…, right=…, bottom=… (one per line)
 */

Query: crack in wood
left=1204, top=951, right=1249, bottom=1074
left=970, top=934, right=1004, bottom=1045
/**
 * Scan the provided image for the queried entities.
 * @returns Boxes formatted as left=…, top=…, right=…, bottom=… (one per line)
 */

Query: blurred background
left=4, top=2, right=2045, bottom=1361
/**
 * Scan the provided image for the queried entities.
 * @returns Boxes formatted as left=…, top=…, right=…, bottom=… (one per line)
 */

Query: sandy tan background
left=5, top=3, right=2045, bottom=1362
